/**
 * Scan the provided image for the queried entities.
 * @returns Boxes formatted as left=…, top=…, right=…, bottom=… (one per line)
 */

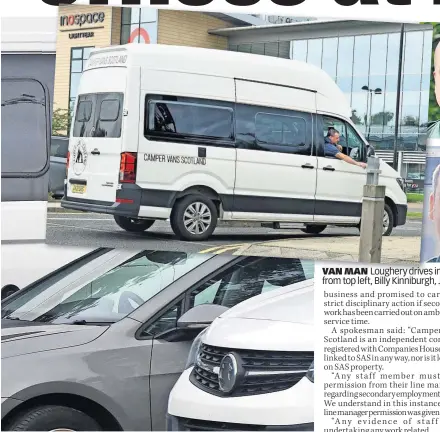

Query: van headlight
left=306, top=361, right=314, bottom=383
left=396, top=178, right=405, bottom=192
left=184, top=328, right=207, bottom=370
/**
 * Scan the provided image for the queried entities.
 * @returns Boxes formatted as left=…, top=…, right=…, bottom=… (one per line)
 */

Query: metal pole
left=359, top=157, right=385, bottom=263
left=393, top=23, right=405, bottom=171
left=365, top=90, right=370, bottom=139
left=368, top=91, right=373, bottom=140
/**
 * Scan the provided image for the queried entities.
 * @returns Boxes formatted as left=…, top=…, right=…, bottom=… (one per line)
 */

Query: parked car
left=167, top=278, right=314, bottom=431
left=1, top=248, right=314, bottom=431
left=49, top=136, right=68, bottom=199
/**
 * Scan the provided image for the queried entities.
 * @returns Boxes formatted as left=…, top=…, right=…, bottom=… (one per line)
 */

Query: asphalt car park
left=46, top=213, right=422, bottom=254
left=1, top=249, right=314, bottom=431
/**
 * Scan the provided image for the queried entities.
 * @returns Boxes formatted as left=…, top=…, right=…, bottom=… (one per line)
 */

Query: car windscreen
left=1, top=251, right=210, bottom=325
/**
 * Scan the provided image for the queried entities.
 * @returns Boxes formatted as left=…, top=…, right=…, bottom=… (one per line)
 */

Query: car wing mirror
left=2, top=285, right=20, bottom=301
left=367, top=145, right=376, bottom=158
left=177, top=304, right=229, bottom=330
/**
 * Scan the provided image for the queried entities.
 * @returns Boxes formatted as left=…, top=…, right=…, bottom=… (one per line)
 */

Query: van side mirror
left=367, top=145, right=376, bottom=158
left=177, top=304, right=229, bottom=330
left=2, top=285, right=20, bottom=301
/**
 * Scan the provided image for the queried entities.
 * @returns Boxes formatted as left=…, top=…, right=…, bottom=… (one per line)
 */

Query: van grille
left=190, top=343, right=313, bottom=397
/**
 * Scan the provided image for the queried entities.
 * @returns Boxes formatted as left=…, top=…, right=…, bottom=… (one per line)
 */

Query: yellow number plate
left=71, top=184, right=86, bottom=194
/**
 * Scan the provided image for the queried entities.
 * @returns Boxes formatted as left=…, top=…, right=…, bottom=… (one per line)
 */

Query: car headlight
left=396, top=178, right=406, bottom=192
left=306, top=361, right=314, bottom=383
left=184, top=328, right=207, bottom=370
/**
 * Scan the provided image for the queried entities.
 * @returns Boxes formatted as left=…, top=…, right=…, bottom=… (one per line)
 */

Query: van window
left=145, top=95, right=234, bottom=145
left=322, top=115, right=365, bottom=161
left=236, top=104, right=313, bottom=155
left=1, top=78, right=48, bottom=175
left=255, top=113, right=307, bottom=148
left=72, top=93, right=123, bottom=138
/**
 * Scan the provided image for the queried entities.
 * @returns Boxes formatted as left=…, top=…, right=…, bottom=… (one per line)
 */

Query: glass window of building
left=69, top=47, right=94, bottom=114
left=121, top=7, right=158, bottom=44
left=292, top=39, right=307, bottom=62
left=322, top=38, right=338, bottom=80
left=307, top=39, right=322, bottom=68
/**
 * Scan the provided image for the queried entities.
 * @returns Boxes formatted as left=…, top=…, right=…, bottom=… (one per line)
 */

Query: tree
left=52, top=107, right=71, bottom=136
left=351, top=109, right=363, bottom=125
left=371, top=111, right=394, bottom=126
left=403, top=115, right=419, bottom=127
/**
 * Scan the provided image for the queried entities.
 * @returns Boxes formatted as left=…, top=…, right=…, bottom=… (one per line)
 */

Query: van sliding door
left=232, top=79, right=318, bottom=222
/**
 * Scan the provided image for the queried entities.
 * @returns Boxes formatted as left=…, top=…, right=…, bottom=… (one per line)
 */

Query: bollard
left=359, top=157, right=386, bottom=263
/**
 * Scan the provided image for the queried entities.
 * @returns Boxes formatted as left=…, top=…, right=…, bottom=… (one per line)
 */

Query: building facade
left=216, top=20, right=433, bottom=179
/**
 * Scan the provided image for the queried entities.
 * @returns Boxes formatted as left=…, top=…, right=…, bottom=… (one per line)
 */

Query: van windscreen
left=72, top=92, right=123, bottom=138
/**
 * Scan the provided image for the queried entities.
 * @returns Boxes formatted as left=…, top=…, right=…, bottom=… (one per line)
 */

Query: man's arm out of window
left=335, top=152, right=366, bottom=168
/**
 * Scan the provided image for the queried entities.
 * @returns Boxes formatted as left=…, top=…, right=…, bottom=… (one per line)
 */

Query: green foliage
left=52, top=107, right=71, bottom=136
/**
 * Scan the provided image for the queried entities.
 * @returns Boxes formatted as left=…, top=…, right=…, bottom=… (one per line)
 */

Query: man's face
left=329, top=133, right=340, bottom=145
left=434, top=43, right=440, bottom=107
left=429, top=167, right=440, bottom=241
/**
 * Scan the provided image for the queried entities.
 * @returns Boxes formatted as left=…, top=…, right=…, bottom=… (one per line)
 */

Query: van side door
left=232, top=79, right=317, bottom=222
left=315, top=114, right=367, bottom=224
left=137, top=71, right=236, bottom=219
left=1, top=77, right=50, bottom=242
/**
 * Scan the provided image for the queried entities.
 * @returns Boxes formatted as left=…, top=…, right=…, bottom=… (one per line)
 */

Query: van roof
left=88, top=44, right=352, bottom=119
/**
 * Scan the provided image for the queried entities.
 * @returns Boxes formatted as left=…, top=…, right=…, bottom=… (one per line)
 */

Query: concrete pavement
left=231, top=235, right=421, bottom=265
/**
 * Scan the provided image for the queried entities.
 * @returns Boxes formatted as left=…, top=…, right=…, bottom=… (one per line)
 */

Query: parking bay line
left=199, top=243, right=246, bottom=254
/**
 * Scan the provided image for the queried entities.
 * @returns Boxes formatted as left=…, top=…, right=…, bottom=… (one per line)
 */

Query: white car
left=167, top=278, right=314, bottom=431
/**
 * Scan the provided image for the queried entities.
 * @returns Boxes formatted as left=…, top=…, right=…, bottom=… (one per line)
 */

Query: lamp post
left=362, top=86, right=382, bottom=141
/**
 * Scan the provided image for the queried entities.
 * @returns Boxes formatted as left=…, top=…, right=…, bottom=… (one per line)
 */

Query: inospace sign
left=60, top=12, right=105, bottom=39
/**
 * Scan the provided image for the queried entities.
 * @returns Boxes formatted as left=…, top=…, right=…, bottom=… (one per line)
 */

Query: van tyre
left=382, top=203, right=394, bottom=236
left=6, top=405, right=101, bottom=431
left=171, top=195, right=218, bottom=241
left=114, top=215, right=155, bottom=233
left=301, top=225, right=327, bottom=235
left=358, top=203, right=394, bottom=237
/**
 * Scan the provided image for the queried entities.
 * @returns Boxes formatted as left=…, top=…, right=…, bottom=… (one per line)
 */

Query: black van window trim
left=1, top=77, right=51, bottom=179
left=144, top=95, right=236, bottom=147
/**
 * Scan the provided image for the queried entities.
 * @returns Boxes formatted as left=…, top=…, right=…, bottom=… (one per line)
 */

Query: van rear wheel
left=114, top=215, right=155, bottom=233
left=301, top=225, right=327, bottom=235
left=171, top=195, right=218, bottom=241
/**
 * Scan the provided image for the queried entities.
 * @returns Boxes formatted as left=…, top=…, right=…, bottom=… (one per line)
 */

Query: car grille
left=176, top=417, right=314, bottom=431
left=189, top=343, right=313, bottom=397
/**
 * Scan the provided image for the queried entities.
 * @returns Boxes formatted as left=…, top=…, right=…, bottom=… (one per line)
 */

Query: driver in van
left=427, top=164, right=440, bottom=262
left=324, top=128, right=367, bottom=169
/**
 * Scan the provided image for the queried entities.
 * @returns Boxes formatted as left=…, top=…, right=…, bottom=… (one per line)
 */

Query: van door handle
left=301, top=163, right=314, bottom=169
left=323, top=165, right=335, bottom=171
left=91, top=149, right=100, bottom=155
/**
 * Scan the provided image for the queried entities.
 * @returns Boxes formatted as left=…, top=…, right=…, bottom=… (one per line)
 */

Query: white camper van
left=62, top=44, right=407, bottom=241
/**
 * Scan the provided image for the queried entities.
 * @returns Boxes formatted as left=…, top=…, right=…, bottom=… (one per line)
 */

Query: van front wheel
left=301, top=225, right=327, bottom=235
left=114, top=215, right=155, bottom=232
left=171, top=195, right=218, bottom=241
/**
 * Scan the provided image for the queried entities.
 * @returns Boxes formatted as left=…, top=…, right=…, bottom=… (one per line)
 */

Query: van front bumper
left=395, top=204, right=407, bottom=226
left=167, top=369, right=313, bottom=430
